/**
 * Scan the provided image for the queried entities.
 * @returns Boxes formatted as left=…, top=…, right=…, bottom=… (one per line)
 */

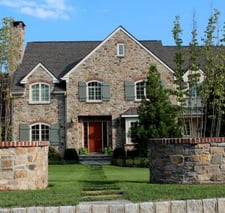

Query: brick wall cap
left=0, top=141, right=49, bottom=147
left=148, top=137, right=225, bottom=144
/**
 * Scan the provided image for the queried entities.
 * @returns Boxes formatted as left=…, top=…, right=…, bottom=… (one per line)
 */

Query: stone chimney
left=9, top=21, right=25, bottom=75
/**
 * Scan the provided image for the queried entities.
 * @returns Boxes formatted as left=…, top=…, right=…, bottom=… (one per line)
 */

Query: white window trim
left=125, top=117, right=139, bottom=144
left=135, top=80, right=146, bottom=101
left=86, top=80, right=103, bottom=102
left=30, top=123, right=50, bottom=141
left=117, top=43, right=125, bottom=57
left=29, top=83, right=50, bottom=104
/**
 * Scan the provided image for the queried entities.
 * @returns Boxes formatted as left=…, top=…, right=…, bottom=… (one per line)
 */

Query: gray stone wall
left=1, top=198, right=225, bottom=213
left=66, top=29, right=174, bottom=150
left=0, top=141, right=48, bottom=190
left=149, top=137, right=225, bottom=183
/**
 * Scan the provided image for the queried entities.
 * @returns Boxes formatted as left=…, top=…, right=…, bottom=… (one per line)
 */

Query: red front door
left=89, top=122, right=102, bottom=152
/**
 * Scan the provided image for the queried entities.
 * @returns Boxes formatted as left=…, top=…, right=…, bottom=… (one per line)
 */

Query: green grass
left=1, top=164, right=225, bottom=207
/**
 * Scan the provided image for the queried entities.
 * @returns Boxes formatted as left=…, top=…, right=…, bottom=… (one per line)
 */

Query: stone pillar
left=0, top=141, right=48, bottom=190
left=149, top=137, right=225, bottom=184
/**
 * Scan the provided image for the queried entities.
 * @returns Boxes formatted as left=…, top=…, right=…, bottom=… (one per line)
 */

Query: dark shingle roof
left=12, top=40, right=170, bottom=93
left=12, top=41, right=101, bottom=92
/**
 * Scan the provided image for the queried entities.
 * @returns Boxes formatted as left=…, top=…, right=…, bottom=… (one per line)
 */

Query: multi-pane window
left=30, top=83, right=50, bottom=103
left=117, top=44, right=125, bottom=57
left=87, top=81, right=102, bottom=101
left=31, top=124, right=49, bottom=141
left=135, top=80, right=146, bottom=100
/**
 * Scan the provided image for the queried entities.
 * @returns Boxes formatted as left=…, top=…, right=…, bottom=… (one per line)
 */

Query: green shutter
left=102, top=82, right=110, bottom=101
left=78, top=81, right=86, bottom=102
left=19, top=124, right=30, bottom=141
left=50, top=123, right=60, bottom=145
left=124, top=81, right=135, bottom=101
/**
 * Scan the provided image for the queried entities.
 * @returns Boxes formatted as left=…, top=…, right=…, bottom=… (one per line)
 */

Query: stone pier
left=0, top=141, right=49, bottom=190
left=149, top=137, right=225, bottom=183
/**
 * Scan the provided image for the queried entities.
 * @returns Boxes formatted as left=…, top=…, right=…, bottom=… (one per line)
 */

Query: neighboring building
left=11, top=25, right=203, bottom=153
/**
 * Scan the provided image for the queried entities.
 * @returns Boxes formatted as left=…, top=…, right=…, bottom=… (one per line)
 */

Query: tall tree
left=201, top=9, right=225, bottom=137
left=131, top=64, right=182, bottom=156
left=0, top=17, right=21, bottom=140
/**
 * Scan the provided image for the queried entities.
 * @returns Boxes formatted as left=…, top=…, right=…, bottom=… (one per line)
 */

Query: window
left=190, top=83, right=201, bottom=97
left=30, top=83, right=50, bottom=103
left=31, top=123, right=49, bottom=141
left=87, top=81, right=102, bottom=101
left=117, top=44, right=125, bottom=57
left=78, top=81, right=110, bottom=102
left=124, top=118, right=139, bottom=144
left=135, top=80, right=146, bottom=101
left=183, top=121, right=191, bottom=137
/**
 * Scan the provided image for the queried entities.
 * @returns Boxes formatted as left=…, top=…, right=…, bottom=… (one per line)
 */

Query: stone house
left=11, top=23, right=202, bottom=153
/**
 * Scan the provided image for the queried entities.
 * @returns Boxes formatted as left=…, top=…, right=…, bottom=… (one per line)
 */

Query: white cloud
left=0, top=0, right=73, bottom=20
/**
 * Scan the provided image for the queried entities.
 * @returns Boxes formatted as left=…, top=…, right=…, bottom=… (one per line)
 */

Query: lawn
left=1, top=164, right=225, bottom=207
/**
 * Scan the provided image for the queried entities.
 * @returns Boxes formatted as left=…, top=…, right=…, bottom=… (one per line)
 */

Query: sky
left=0, top=0, right=225, bottom=46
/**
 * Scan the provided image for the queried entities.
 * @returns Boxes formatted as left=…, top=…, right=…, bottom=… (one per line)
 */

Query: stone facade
left=65, top=29, right=174, bottom=151
left=12, top=65, right=65, bottom=151
left=12, top=27, right=174, bottom=153
left=149, top=137, right=225, bottom=183
left=0, top=141, right=48, bottom=190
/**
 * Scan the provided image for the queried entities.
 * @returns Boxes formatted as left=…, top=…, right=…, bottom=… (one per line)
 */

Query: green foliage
left=131, top=64, right=182, bottom=156
left=112, top=147, right=126, bottom=159
left=48, top=146, right=62, bottom=163
left=64, top=148, right=79, bottom=162
left=79, top=147, right=89, bottom=155
left=200, top=9, right=225, bottom=137
left=111, top=157, right=149, bottom=168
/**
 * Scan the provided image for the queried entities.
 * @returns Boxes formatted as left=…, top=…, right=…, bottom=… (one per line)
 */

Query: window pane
left=31, top=124, right=49, bottom=141
left=31, top=125, right=40, bottom=141
left=31, top=84, right=39, bottom=102
left=41, top=84, right=50, bottom=101
left=41, top=124, right=49, bottom=141
left=136, top=81, right=145, bottom=100
left=88, top=81, right=102, bottom=101
left=118, top=44, right=124, bottom=56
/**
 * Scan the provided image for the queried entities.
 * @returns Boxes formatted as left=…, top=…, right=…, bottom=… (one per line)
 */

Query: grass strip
left=80, top=165, right=124, bottom=201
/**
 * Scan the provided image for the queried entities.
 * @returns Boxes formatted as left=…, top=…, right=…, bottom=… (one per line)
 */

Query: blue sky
left=0, top=0, right=224, bottom=45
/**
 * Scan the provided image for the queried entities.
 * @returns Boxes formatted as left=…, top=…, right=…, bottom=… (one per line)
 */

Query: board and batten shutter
left=49, top=123, right=60, bottom=145
left=19, top=124, right=30, bottom=141
left=78, top=81, right=86, bottom=102
left=124, top=81, right=135, bottom=101
left=102, top=82, right=110, bottom=101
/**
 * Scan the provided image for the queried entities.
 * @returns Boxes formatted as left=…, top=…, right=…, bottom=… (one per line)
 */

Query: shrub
left=111, top=157, right=149, bottom=168
left=64, top=148, right=79, bottom=162
left=127, top=150, right=138, bottom=159
left=113, top=147, right=126, bottom=158
left=48, top=146, right=62, bottom=162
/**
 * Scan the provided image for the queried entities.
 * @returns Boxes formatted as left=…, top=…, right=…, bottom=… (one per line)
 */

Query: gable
left=20, top=63, right=59, bottom=84
left=61, top=26, right=174, bottom=82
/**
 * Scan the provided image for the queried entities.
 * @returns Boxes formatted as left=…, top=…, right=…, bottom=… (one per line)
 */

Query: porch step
left=79, top=154, right=112, bottom=165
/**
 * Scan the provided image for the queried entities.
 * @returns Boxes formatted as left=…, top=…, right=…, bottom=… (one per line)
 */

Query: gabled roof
left=12, top=41, right=100, bottom=92
left=62, top=26, right=174, bottom=81
left=13, top=26, right=215, bottom=93
left=20, top=62, right=59, bottom=84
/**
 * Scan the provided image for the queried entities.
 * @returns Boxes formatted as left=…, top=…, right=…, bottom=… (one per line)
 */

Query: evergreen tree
left=131, top=64, right=182, bottom=156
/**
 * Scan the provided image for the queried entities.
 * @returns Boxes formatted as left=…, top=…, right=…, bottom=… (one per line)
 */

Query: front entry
left=89, top=122, right=103, bottom=152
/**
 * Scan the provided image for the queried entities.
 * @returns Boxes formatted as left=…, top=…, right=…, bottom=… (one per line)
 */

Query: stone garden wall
left=149, top=137, right=225, bottom=183
left=1, top=199, right=225, bottom=213
left=0, top=141, right=48, bottom=190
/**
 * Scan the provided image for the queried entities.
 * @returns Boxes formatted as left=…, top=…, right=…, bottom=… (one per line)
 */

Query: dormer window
left=117, top=43, right=125, bottom=57
left=30, top=83, right=50, bottom=104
